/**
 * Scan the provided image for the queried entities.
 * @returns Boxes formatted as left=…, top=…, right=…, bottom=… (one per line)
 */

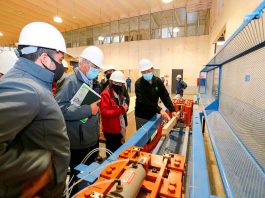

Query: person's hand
left=20, top=162, right=53, bottom=198
left=172, top=111, right=180, bottom=118
left=91, top=100, right=101, bottom=115
left=160, top=109, right=170, bottom=122
left=122, top=103, right=128, bottom=112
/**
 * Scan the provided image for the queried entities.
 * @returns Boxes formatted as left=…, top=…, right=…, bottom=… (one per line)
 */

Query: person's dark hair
left=18, top=45, right=55, bottom=61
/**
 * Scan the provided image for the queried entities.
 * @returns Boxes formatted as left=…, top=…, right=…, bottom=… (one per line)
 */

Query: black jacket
left=135, top=76, right=176, bottom=120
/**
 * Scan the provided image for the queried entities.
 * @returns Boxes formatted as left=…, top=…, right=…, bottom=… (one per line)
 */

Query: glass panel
left=110, top=21, right=119, bottom=43
left=64, top=31, right=72, bottom=48
left=110, top=21, right=119, bottom=34
left=59, top=8, right=210, bottom=47
left=79, top=27, right=93, bottom=46
left=93, top=24, right=102, bottom=45
left=139, top=14, right=150, bottom=40
left=113, top=35, right=119, bottom=43
left=161, top=10, right=174, bottom=38
left=151, top=12, right=161, bottom=39
left=187, top=25, right=197, bottom=36
left=72, top=29, right=79, bottom=47
left=187, top=12, right=198, bottom=24
left=119, top=18, right=129, bottom=42
left=101, top=23, right=110, bottom=44
left=174, top=8, right=186, bottom=26
left=129, top=16, right=139, bottom=41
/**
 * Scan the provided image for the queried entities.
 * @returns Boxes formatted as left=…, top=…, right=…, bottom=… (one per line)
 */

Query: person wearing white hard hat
left=100, top=71, right=128, bottom=152
left=55, top=45, right=104, bottom=194
left=135, top=58, right=178, bottom=130
left=0, top=22, right=70, bottom=197
left=102, top=64, right=115, bottom=90
left=0, top=51, right=18, bottom=78
left=176, top=74, right=187, bottom=97
left=102, top=64, right=130, bottom=126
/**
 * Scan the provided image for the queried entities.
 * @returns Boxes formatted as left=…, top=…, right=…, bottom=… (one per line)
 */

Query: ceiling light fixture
left=0, top=32, right=3, bottom=37
left=54, top=16, right=63, bottom=23
left=217, top=40, right=225, bottom=46
left=162, top=0, right=173, bottom=3
left=217, top=35, right=225, bottom=46
left=173, top=27, right=180, bottom=33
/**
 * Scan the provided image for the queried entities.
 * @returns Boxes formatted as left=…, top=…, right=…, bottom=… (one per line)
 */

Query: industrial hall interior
left=0, top=0, right=265, bottom=197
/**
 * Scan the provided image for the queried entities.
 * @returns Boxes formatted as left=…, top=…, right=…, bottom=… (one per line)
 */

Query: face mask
left=44, top=55, right=64, bottom=82
left=106, top=73, right=111, bottom=80
left=143, top=72, right=153, bottom=81
left=112, top=84, right=123, bottom=94
left=86, top=66, right=100, bottom=80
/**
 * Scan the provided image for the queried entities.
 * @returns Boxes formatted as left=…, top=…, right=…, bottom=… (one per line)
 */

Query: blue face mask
left=143, top=72, right=153, bottom=81
left=86, top=67, right=100, bottom=80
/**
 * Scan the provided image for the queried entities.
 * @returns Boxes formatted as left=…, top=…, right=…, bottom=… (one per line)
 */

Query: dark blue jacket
left=176, top=80, right=187, bottom=95
left=0, top=58, right=70, bottom=197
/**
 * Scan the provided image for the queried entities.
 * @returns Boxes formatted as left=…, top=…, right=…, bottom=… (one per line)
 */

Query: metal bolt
left=170, top=180, right=176, bottom=186
left=116, top=184, right=123, bottom=192
left=168, top=185, right=176, bottom=193
left=174, top=161, right=180, bottom=167
left=106, top=168, right=112, bottom=174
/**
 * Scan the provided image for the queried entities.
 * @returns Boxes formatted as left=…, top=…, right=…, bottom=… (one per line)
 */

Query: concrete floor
left=99, top=94, right=226, bottom=197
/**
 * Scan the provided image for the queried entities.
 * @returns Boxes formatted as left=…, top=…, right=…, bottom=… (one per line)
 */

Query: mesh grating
left=220, top=47, right=265, bottom=170
left=209, top=10, right=265, bottom=65
left=202, top=4, right=265, bottom=197
left=206, top=70, right=214, bottom=98
left=207, top=112, right=265, bottom=197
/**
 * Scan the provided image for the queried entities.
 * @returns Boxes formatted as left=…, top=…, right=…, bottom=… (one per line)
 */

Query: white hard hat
left=62, top=60, right=69, bottom=68
left=104, top=65, right=115, bottom=72
left=139, top=58, right=153, bottom=72
left=80, top=46, right=104, bottom=68
left=110, top=70, right=126, bottom=84
left=177, top=74, right=182, bottom=79
left=18, top=22, right=67, bottom=54
left=0, top=51, right=18, bottom=75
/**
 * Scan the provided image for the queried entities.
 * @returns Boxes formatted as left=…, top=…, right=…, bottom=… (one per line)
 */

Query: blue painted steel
left=190, top=105, right=211, bottom=198
left=75, top=114, right=161, bottom=183
left=217, top=65, right=222, bottom=109
left=201, top=66, right=218, bottom=72
left=206, top=1, right=265, bottom=66
left=205, top=99, right=219, bottom=112
left=202, top=111, right=234, bottom=198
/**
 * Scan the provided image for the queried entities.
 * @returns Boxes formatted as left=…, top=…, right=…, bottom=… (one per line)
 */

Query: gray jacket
left=0, top=58, right=70, bottom=197
left=55, top=68, right=99, bottom=149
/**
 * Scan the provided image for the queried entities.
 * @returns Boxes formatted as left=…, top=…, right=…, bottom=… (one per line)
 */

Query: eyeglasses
left=91, top=63, right=100, bottom=70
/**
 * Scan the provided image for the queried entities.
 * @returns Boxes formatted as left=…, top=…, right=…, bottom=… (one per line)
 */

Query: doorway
left=171, top=69, right=183, bottom=94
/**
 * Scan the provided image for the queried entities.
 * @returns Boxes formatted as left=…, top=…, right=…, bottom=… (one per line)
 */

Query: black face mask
left=43, top=54, right=64, bottom=82
left=106, top=73, right=111, bottom=80
left=112, top=84, right=123, bottom=94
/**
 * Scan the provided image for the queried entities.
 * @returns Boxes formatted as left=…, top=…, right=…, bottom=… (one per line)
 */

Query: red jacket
left=100, top=87, right=126, bottom=134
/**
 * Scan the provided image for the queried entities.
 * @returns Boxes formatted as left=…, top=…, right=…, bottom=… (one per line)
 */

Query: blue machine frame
left=75, top=115, right=161, bottom=184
